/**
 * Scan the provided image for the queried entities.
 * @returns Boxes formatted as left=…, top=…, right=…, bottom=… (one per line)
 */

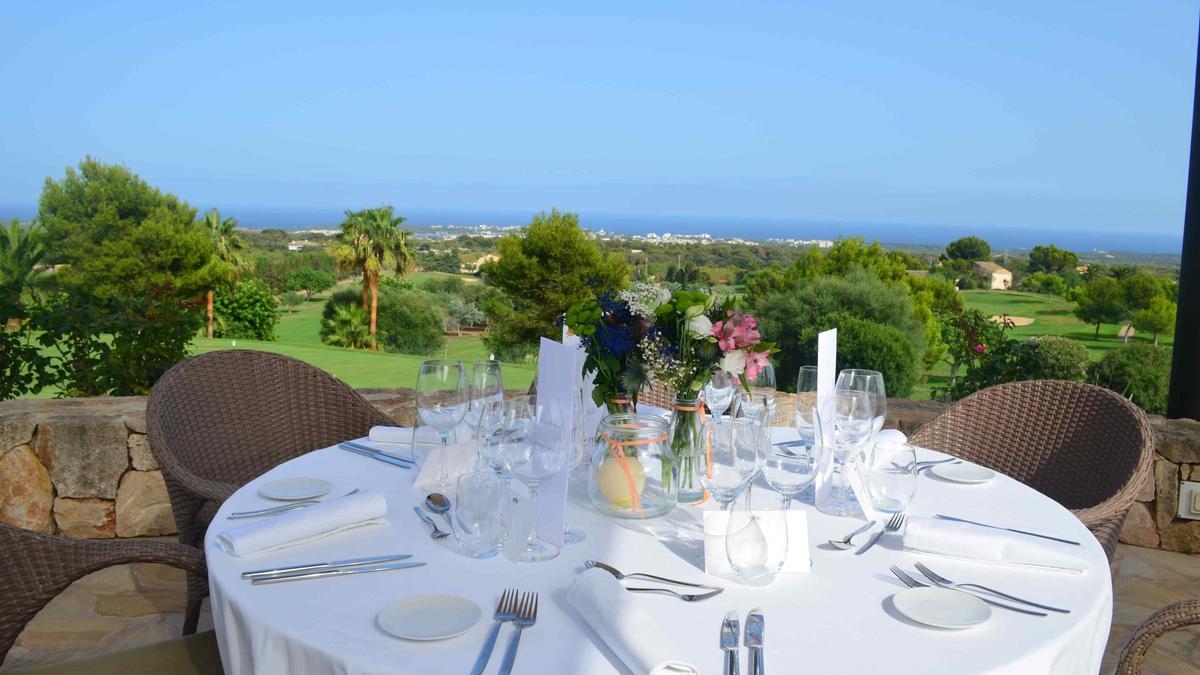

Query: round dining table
left=205, top=428, right=1113, bottom=675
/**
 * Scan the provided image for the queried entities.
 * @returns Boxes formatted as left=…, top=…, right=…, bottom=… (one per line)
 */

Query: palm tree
left=329, top=206, right=413, bottom=348
left=202, top=209, right=250, bottom=338
left=0, top=219, right=45, bottom=327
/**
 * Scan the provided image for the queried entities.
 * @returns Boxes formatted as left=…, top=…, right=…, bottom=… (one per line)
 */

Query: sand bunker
left=991, top=315, right=1035, bottom=327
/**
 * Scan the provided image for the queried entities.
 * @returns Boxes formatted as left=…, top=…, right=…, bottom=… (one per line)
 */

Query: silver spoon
left=827, top=520, right=876, bottom=550
left=425, top=493, right=454, bottom=532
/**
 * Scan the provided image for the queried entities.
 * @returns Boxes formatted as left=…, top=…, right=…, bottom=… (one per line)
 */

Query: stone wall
left=0, top=392, right=1196, bottom=553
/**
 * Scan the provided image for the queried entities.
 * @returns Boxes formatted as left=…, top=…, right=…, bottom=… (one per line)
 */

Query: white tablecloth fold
left=567, top=568, right=699, bottom=675
left=904, top=516, right=1088, bottom=572
left=215, top=490, right=388, bottom=557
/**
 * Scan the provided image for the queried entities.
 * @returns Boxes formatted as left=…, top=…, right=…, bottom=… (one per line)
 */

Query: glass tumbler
left=452, top=471, right=509, bottom=558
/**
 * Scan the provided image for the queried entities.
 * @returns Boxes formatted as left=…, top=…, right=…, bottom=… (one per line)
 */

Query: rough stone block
left=0, top=445, right=55, bottom=532
left=1154, top=418, right=1200, bottom=464
left=127, top=433, right=157, bottom=471
left=1153, top=458, right=1179, bottom=531
left=1135, top=469, right=1155, bottom=502
left=121, top=411, right=146, bottom=434
left=0, top=410, right=37, bottom=452
left=1118, top=502, right=1159, bottom=548
left=1159, top=521, right=1200, bottom=554
left=54, top=497, right=116, bottom=538
left=115, top=471, right=174, bottom=538
left=35, top=414, right=129, bottom=499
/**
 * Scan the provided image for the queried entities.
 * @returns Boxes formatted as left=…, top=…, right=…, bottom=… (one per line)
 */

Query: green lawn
left=909, top=290, right=1172, bottom=399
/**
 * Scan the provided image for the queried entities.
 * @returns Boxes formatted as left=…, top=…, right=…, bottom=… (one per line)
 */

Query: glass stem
left=525, top=485, right=540, bottom=549
left=438, top=434, right=450, bottom=484
left=781, top=495, right=792, bottom=511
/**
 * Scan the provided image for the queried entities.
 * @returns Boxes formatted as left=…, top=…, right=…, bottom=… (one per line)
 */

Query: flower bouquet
left=564, top=285, right=659, bottom=414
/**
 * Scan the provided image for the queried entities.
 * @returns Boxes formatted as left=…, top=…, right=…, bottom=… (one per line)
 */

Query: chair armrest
left=1117, top=599, right=1200, bottom=674
left=74, top=537, right=208, bottom=579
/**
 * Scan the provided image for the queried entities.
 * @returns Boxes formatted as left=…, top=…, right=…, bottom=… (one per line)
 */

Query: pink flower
left=733, top=315, right=761, bottom=348
left=711, top=319, right=739, bottom=351
left=744, top=350, right=772, bottom=381
left=974, top=344, right=986, bottom=353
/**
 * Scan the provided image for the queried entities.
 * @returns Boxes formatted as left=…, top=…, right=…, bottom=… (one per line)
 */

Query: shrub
left=321, top=304, right=371, bottom=349
left=1019, top=271, right=1067, bottom=296
left=1089, top=343, right=1171, bottom=415
left=1026, top=336, right=1090, bottom=381
left=280, top=291, right=304, bottom=312
left=782, top=313, right=919, bottom=397
left=375, top=289, right=445, bottom=355
left=214, top=279, right=280, bottom=340
left=285, top=268, right=336, bottom=300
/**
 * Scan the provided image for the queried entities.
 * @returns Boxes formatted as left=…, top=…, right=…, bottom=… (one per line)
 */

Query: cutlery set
left=228, top=488, right=360, bottom=519
left=585, top=560, right=723, bottom=602
left=889, top=565, right=1062, bottom=617
left=720, top=608, right=765, bottom=675
left=339, top=441, right=414, bottom=469
left=471, top=589, right=539, bottom=675
left=240, top=553, right=426, bottom=584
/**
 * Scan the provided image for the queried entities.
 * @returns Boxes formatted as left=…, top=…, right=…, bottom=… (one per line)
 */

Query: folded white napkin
left=567, top=568, right=698, bottom=675
left=903, top=516, right=1087, bottom=573
left=368, top=425, right=412, bottom=444
left=413, top=441, right=479, bottom=494
left=216, top=490, right=388, bottom=557
left=874, top=428, right=908, bottom=444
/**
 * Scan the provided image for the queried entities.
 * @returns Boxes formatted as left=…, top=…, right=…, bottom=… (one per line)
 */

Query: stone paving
left=2, top=544, right=1196, bottom=673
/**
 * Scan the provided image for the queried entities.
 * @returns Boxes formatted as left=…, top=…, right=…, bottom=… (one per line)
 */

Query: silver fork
left=412, top=506, right=450, bottom=539
left=498, top=592, right=538, bottom=675
left=625, top=586, right=724, bottom=602
left=856, top=512, right=905, bottom=555
left=228, top=488, right=360, bottom=519
left=889, top=566, right=1047, bottom=617
left=470, top=589, right=519, bottom=675
left=914, top=562, right=1070, bottom=614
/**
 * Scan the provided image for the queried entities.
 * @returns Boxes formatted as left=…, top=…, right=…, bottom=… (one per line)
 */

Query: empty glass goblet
left=501, top=401, right=570, bottom=563
left=702, top=418, right=763, bottom=510
left=762, top=442, right=816, bottom=511
left=452, top=471, right=509, bottom=558
left=703, top=370, right=736, bottom=425
left=416, top=360, right=469, bottom=491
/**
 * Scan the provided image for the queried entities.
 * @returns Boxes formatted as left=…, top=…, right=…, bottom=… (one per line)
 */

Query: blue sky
left=1, top=1, right=1197, bottom=249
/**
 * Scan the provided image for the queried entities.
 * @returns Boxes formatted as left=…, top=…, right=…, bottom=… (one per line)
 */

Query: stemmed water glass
left=746, top=362, right=777, bottom=427
left=467, top=360, right=504, bottom=433
left=416, top=360, right=469, bottom=491
left=701, top=418, right=765, bottom=510
left=563, top=386, right=588, bottom=545
left=793, top=366, right=818, bottom=448
left=762, top=442, right=816, bottom=512
left=703, top=370, right=736, bottom=425
left=500, top=397, right=570, bottom=562
left=836, top=369, right=886, bottom=436
left=826, top=390, right=873, bottom=516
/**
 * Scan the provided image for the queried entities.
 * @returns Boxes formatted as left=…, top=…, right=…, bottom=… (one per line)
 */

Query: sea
left=1, top=203, right=1183, bottom=255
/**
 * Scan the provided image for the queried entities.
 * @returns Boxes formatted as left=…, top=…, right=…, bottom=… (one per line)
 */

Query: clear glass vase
left=588, top=413, right=677, bottom=518
left=604, top=390, right=637, bottom=415
left=669, top=396, right=707, bottom=504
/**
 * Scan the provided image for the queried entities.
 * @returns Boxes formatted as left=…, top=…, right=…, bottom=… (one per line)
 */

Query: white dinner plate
left=257, top=478, right=331, bottom=501
left=893, top=587, right=991, bottom=629
left=378, top=595, right=482, bottom=641
left=930, top=463, right=995, bottom=484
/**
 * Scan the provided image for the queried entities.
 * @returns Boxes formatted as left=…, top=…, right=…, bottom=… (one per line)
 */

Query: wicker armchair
left=146, top=350, right=393, bottom=632
left=0, top=522, right=220, bottom=674
left=1116, top=599, right=1200, bottom=674
left=910, top=380, right=1154, bottom=561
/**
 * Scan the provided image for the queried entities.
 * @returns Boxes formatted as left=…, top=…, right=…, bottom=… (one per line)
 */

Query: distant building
left=287, top=240, right=320, bottom=252
left=973, top=261, right=1013, bottom=290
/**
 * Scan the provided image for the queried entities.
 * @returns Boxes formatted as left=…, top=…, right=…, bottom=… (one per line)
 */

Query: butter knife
left=339, top=443, right=414, bottom=468
left=721, top=610, right=739, bottom=675
left=251, top=561, right=426, bottom=584
left=745, top=609, right=764, bottom=675
left=241, top=553, right=413, bottom=579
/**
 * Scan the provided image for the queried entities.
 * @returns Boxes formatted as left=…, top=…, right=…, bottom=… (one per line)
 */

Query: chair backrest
left=0, top=522, right=203, bottom=664
left=146, top=350, right=393, bottom=488
left=910, top=380, right=1153, bottom=511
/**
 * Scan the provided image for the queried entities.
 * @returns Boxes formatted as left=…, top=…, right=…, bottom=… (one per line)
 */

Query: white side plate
left=893, top=587, right=991, bottom=629
left=930, top=463, right=995, bottom=484
left=257, top=478, right=332, bottom=501
left=378, top=595, right=482, bottom=640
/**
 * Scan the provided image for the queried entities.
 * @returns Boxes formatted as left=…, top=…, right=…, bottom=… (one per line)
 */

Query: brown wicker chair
left=910, top=380, right=1154, bottom=561
left=0, top=522, right=221, bottom=674
left=638, top=380, right=678, bottom=409
left=146, top=350, right=394, bottom=633
left=1116, top=599, right=1200, bottom=674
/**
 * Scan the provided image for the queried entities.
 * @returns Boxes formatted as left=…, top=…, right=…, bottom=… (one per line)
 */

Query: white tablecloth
left=205, top=430, right=1113, bottom=675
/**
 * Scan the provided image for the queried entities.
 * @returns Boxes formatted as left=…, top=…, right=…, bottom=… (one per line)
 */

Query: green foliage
left=1090, top=343, right=1171, bottom=415
left=1073, top=276, right=1127, bottom=336
left=665, top=263, right=710, bottom=285
left=285, top=268, right=337, bottom=299
left=201, top=209, right=251, bottom=287
left=787, top=238, right=908, bottom=285
left=214, top=279, right=280, bottom=340
left=280, top=291, right=304, bottom=312
left=777, top=312, right=918, bottom=398
left=417, top=249, right=462, bottom=274
left=321, top=303, right=371, bottom=349
left=254, top=250, right=339, bottom=292
left=1027, top=245, right=1079, bottom=275
left=1120, top=271, right=1165, bottom=312
left=1131, top=295, right=1176, bottom=345
left=481, top=209, right=629, bottom=357
left=1025, top=335, right=1090, bottom=381
left=1018, top=271, right=1067, bottom=296
left=374, top=290, right=446, bottom=355
left=934, top=309, right=1010, bottom=396
left=379, top=275, right=416, bottom=294
left=0, top=220, right=48, bottom=399
left=903, top=273, right=964, bottom=315
left=944, top=236, right=991, bottom=261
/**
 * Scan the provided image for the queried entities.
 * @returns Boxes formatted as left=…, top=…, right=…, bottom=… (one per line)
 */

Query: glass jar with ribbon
left=669, top=396, right=708, bottom=504
left=587, top=413, right=677, bottom=518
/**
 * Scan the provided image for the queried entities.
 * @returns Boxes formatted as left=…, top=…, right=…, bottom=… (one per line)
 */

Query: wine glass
left=762, top=442, right=816, bottom=512
left=416, top=360, right=469, bottom=491
left=563, top=386, right=588, bottom=545
left=793, top=366, right=818, bottom=448
left=836, top=369, right=886, bottom=436
left=501, top=398, right=570, bottom=562
left=467, top=360, right=504, bottom=431
left=702, top=418, right=764, bottom=510
left=827, top=390, right=873, bottom=516
left=473, top=398, right=510, bottom=481
left=861, top=441, right=918, bottom=514
left=725, top=499, right=788, bottom=586
left=703, top=370, right=736, bottom=425
left=747, top=361, right=777, bottom=426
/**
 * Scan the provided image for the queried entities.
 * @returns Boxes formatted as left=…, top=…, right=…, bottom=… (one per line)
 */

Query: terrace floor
left=1, top=544, right=1197, bottom=673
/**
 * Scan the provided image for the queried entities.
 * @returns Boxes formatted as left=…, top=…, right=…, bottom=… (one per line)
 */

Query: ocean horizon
left=1, top=203, right=1183, bottom=255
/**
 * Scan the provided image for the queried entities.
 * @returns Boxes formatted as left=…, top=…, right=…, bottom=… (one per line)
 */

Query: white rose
left=655, top=287, right=672, bottom=305
left=688, top=314, right=713, bottom=338
left=721, top=350, right=746, bottom=376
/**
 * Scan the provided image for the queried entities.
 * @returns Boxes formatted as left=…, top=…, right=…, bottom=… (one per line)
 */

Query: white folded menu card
left=903, top=516, right=1088, bottom=573
left=567, top=568, right=699, bottom=675
left=702, top=509, right=811, bottom=576
left=216, top=490, right=388, bottom=557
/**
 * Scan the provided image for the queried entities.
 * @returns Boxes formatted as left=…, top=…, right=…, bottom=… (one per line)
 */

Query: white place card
left=533, top=337, right=582, bottom=547
left=501, top=489, right=538, bottom=562
left=814, top=328, right=838, bottom=510
left=702, top=510, right=811, bottom=577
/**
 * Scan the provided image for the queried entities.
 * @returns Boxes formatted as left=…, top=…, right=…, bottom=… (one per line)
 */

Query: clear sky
left=1, top=1, right=1197, bottom=250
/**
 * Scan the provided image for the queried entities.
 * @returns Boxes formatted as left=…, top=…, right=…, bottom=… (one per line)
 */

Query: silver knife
left=721, top=610, right=740, bottom=675
left=934, top=514, right=1082, bottom=546
left=855, top=525, right=886, bottom=556
left=339, top=443, right=414, bottom=468
left=251, top=561, right=426, bottom=584
left=241, top=553, right=413, bottom=579
left=745, top=609, right=764, bottom=675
